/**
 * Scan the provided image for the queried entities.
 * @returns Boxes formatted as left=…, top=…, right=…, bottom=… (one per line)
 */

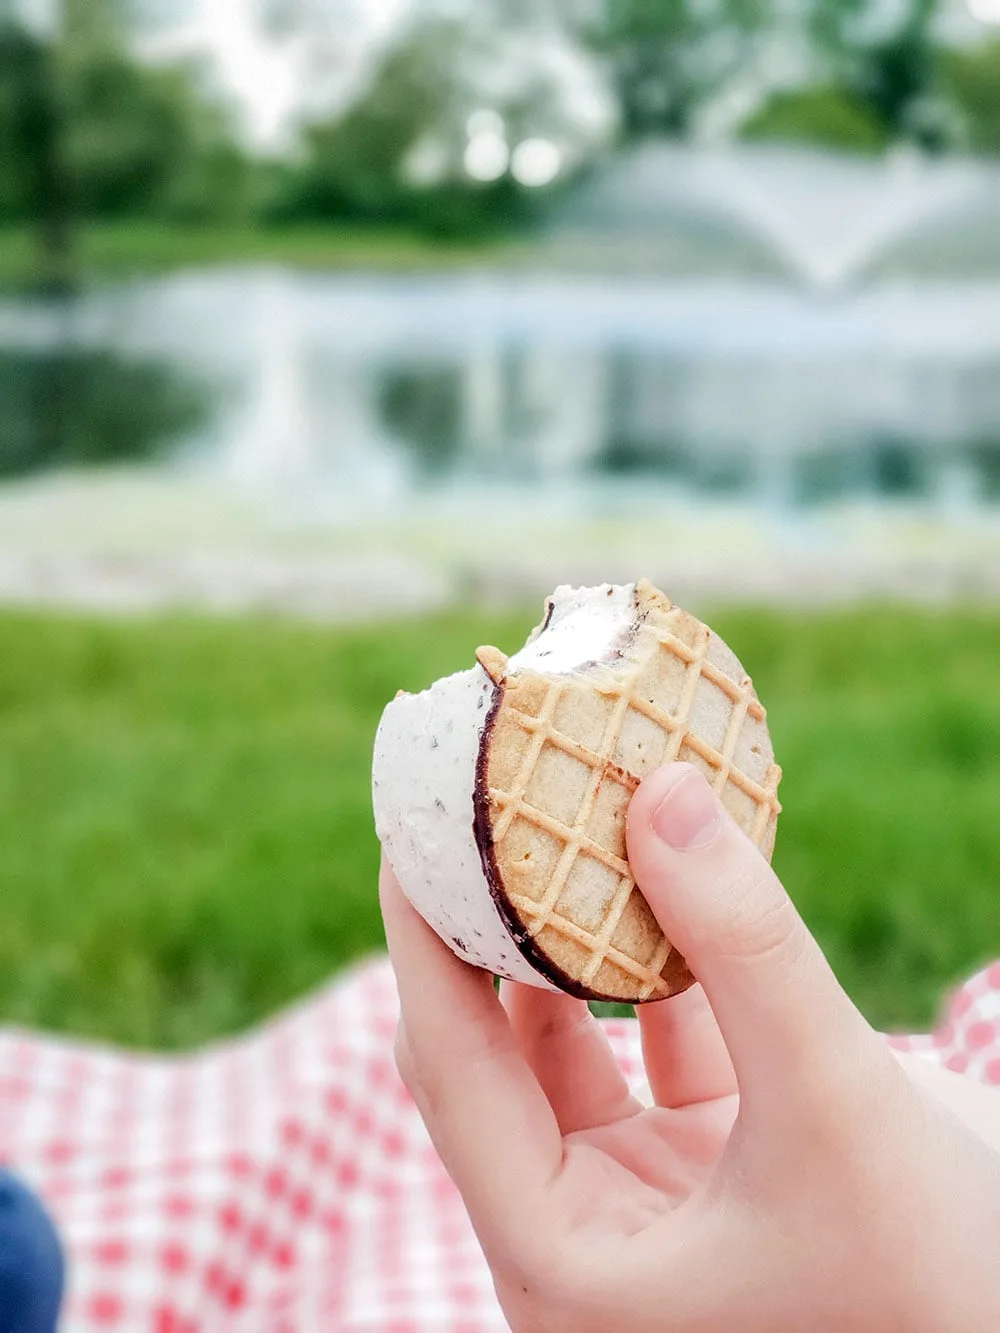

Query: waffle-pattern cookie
left=474, top=580, right=781, bottom=1003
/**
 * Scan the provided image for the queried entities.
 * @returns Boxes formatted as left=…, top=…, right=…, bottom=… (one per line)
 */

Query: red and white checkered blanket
left=2, top=958, right=999, bottom=1331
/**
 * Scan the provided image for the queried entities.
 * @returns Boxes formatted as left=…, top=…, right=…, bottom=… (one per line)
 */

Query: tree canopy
left=1, top=0, right=999, bottom=282
left=0, top=0, right=254, bottom=281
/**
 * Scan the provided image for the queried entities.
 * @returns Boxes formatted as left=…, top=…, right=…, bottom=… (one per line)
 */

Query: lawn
left=0, top=224, right=510, bottom=289
left=1, top=604, right=998, bottom=1050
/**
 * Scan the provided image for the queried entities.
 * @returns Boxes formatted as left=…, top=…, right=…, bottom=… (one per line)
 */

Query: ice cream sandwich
left=373, top=579, right=781, bottom=1003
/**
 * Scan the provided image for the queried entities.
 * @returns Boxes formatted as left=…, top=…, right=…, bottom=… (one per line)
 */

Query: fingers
left=501, top=982, right=643, bottom=1133
left=379, top=858, right=563, bottom=1240
left=626, top=765, right=877, bottom=1110
left=638, top=983, right=736, bottom=1109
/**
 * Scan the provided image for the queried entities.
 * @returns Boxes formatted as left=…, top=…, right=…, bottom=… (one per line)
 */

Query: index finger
left=638, top=983, right=737, bottom=1109
left=379, top=857, right=564, bottom=1244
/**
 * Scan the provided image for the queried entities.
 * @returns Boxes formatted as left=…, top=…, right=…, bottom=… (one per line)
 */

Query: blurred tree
left=580, top=0, right=956, bottom=151
left=62, top=45, right=252, bottom=220
left=59, top=0, right=253, bottom=220
left=282, top=19, right=461, bottom=223
left=277, top=20, right=526, bottom=233
left=805, top=0, right=950, bottom=149
left=0, top=8, right=74, bottom=285
left=580, top=0, right=774, bottom=137
left=272, top=8, right=611, bottom=234
left=0, top=0, right=254, bottom=285
left=938, top=40, right=1000, bottom=155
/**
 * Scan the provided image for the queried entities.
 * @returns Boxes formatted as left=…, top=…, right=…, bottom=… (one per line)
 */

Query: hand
left=893, top=1050, right=1000, bottom=1155
left=380, top=763, right=1000, bottom=1333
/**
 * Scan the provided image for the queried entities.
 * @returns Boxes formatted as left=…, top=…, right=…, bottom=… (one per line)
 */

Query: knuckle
left=538, top=1008, right=594, bottom=1047
left=418, top=1023, right=509, bottom=1124
left=463, top=1022, right=518, bottom=1081
left=711, top=866, right=805, bottom=974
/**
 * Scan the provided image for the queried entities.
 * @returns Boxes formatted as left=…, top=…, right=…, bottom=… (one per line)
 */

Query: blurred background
left=2, top=0, right=1000, bottom=1048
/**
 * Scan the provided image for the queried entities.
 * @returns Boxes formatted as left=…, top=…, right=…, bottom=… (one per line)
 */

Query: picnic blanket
left=1, top=957, right=999, bottom=1332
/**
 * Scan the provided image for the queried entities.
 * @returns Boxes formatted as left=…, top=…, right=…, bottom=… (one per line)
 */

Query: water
left=0, top=344, right=208, bottom=480
left=3, top=268, right=1000, bottom=521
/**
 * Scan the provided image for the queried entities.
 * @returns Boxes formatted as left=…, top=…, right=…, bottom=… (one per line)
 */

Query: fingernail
left=652, top=770, right=724, bottom=851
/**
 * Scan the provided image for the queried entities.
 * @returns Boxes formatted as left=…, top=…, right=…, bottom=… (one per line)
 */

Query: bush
left=938, top=40, right=1000, bottom=156
left=742, top=87, right=891, bottom=154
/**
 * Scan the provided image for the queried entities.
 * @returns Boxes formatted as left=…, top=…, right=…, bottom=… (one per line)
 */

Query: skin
left=380, top=762, right=1000, bottom=1333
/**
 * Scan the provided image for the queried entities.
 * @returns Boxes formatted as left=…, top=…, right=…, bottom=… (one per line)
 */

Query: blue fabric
left=0, top=1171, right=64, bottom=1333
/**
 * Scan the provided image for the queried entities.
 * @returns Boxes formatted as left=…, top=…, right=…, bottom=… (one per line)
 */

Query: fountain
left=555, top=141, right=999, bottom=289
left=2, top=136, right=1000, bottom=618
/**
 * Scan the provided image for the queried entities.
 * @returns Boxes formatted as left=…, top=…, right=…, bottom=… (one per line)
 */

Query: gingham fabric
left=1, top=958, right=999, bottom=1331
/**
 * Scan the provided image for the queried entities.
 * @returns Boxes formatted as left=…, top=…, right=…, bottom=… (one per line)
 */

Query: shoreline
left=3, top=220, right=999, bottom=293
left=5, top=471, right=1000, bottom=621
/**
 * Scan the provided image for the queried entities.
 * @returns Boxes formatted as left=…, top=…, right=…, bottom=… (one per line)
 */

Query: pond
left=3, top=269, right=1000, bottom=519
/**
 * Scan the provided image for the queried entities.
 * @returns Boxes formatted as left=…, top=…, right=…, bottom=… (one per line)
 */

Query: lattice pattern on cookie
left=484, top=597, right=782, bottom=1002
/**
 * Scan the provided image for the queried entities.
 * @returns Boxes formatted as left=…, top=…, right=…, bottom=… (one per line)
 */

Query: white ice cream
left=511, top=583, right=635, bottom=674
left=372, top=583, right=638, bottom=986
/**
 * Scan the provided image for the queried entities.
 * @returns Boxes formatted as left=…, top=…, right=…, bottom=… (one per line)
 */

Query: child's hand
left=380, top=764, right=1000, bottom=1333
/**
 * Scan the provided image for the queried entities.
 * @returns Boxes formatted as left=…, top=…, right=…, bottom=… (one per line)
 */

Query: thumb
left=626, top=764, right=873, bottom=1108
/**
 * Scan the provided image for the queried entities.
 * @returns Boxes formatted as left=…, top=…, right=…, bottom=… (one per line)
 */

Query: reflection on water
left=379, top=368, right=464, bottom=479
left=379, top=344, right=1000, bottom=508
left=0, top=344, right=210, bottom=481
left=2, top=272, right=1000, bottom=515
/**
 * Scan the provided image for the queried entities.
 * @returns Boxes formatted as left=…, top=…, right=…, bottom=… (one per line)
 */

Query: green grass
left=1, top=605, right=999, bottom=1050
left=0, top=223, right=510, bottom=288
